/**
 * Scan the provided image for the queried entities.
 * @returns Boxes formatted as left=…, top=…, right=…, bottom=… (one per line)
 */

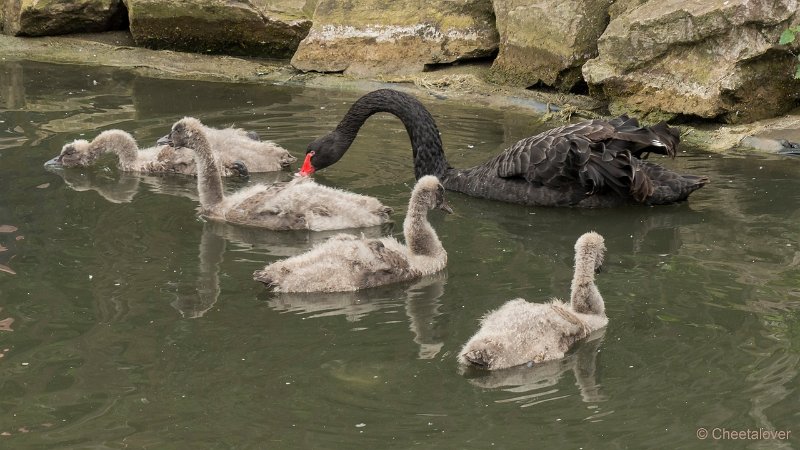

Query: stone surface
left=127, top=0, right=314, bottom=58
left=583, top=0, right=800, bottom=123
left=1, top=0, right=128, bottom=36
left=291, top=0, right=498, bottom=76
left=607, top=0, right=646, bottom=19
left=489, top=0, right=611, bottom=91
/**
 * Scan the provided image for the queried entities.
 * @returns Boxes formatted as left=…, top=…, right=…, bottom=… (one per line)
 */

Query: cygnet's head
left=169, top=117, right=206, bottom=149
left=575, top=231, right=605, bottom=272
left=413, top=175, right=453, bottom=214
left=47, top=139, right=96, bottom=168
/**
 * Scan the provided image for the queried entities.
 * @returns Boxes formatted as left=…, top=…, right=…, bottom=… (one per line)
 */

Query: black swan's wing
left=494, top=117, right=681, bottom=201
left=638, top=161, right=709, bottom=205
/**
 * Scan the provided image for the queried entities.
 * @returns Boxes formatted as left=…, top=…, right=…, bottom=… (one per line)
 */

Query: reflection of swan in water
left=461, top=330, right=608, bottom=407
left=169, top=224, right=225, bottom=319
left=44, top=165, right=142, bottom=204
left=266, top=272, right=448, bottom=359
left=44, top=162, right=288, bottom=204
left=167, top=220, right=394, bottom=319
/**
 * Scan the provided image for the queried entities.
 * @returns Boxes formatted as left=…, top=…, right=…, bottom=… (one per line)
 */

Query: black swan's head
left=299, top=132, right=346, bottom=176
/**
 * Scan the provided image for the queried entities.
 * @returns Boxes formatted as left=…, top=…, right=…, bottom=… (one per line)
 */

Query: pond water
left=0, top=60, right=798, bottom=449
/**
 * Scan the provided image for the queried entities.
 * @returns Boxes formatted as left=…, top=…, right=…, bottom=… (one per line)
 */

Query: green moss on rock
left=128, top=0, right=311, bottom=58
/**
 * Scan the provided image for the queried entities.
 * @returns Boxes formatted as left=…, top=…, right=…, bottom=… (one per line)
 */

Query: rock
left=607, top=0, right=646, bottom=19
left=488, top=0, right=612, bottom=91
left=583, top=0, right=800, bottom=123
left=291, top=0, right=498, bottom=76
left=127, top=0, right=314, bottom=58
left=1, top=0, right=128, bottom=36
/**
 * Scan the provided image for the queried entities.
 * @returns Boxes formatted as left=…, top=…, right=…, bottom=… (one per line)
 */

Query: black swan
left=459, top=231, right=607, bottom=370
left=253, top=175, right=451, bottom=292
left=300, top=89, right=708, bottom=207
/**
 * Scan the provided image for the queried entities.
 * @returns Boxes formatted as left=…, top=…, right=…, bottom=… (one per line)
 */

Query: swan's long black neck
left=331, top=89, right=451, bottom=179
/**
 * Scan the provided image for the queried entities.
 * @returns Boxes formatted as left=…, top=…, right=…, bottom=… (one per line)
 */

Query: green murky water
left=0, top=61, right=798, bottom=449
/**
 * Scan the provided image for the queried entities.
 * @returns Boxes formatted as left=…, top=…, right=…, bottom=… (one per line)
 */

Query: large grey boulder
left=489, top=0, right=611, bottom=91
left=1, top=0, right=127, bottom=36
left=583, top=0, right=800, bottom=123
left=291, top=0, right=498, bottom=76
left=127, top=0, right=314, bottom=58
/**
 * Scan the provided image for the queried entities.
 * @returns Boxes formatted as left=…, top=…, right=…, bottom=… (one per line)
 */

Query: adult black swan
left=299, top=89, right=708, bottom=207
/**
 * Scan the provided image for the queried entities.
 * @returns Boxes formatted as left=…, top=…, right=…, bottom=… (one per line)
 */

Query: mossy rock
left=583, top=0, right=800, bottom=123
left=489, top=0, right=611, bottom=91
left=2, top=0, right=127, bottom=36
left=127, top=0, right=312, bottom=58
left=291, top=0, right=498, bottom=76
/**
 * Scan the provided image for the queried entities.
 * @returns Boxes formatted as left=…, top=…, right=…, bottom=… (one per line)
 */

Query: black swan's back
left=446, top=115, right=706, bottom=206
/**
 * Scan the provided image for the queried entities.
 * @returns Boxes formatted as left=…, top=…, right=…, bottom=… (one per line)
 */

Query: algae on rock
left=291, top=0, right=499, bottom=76
left=2, top=0, right=127, bottom=36
left=583, top=0, right=800, bottom=123
left=127, top=0, right=313, bottom=58
left=489, top=0, right=612, bottom=92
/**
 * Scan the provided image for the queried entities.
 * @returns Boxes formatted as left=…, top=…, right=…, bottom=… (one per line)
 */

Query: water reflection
left=267, top=272, right=448, bottom=359
left=170, top=219, right=396, bottom=318
left=44, top=161, right=295, bottom=204
left=44, top=165, right=143, bottom=204
left=461, top=330, right=607, bottom=407
left=0, top=307, right=13, bottom=331
left=0, top=223, right=22, bottom=276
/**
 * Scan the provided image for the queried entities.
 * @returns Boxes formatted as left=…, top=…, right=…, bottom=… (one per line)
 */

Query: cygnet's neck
left=93, top=130, right=139, bottom=170
left=570, top=245, right=604, bottom=315
left=189, top=131, right=224, bottom=211
left=403, top=191, right=442, bottom=258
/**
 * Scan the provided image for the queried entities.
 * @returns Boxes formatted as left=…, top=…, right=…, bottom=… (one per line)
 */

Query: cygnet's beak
left=156, top=134, right=173, bottom=147
left=44, top=155, right=63, bottom=168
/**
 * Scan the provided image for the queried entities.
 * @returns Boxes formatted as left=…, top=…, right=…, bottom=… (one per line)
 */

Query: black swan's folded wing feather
left=494, top=117, right=681, bottom=201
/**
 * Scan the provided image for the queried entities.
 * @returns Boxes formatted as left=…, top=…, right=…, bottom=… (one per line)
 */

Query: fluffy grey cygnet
left=169, top=117, right=392, bottom=231
left=51, top=121, right=295, bottom=176
left=253, top=175, right=452, bottom=292
left=459, top=232, right=608, bottom=370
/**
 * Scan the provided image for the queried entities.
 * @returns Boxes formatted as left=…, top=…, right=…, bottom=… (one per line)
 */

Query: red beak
left=297, top=151, right=315, bottom=177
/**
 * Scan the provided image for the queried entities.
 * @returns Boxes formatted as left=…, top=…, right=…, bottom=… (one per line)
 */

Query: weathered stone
left=1, top=0, right=128, bottom=36
left=127, top=0, right=314, bottom=58
left=583, top=0, right=800, bottom=123
left=488, top=0, right=611, bottom=91
left=607, top=0, right=646, bottom=19
left=291, top=0, right=498, bottom=76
